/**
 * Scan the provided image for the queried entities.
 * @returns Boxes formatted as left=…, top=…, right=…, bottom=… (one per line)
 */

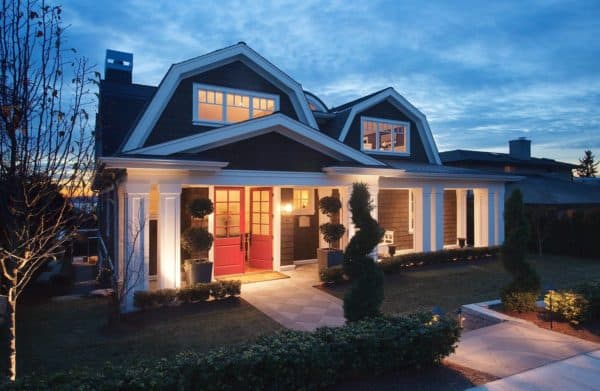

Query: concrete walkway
left=241, top=264, right=345, bottom=331
left=469, top=349, right=600, bottom=390
left=448, top=320, right=600, bottom=378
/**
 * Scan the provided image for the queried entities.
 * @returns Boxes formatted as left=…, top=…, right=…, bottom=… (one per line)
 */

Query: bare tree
left=0, top=1, right=94, bottom=380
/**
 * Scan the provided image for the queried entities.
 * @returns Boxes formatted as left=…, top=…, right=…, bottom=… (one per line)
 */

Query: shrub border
left=133, top=280, right=241, bottom=310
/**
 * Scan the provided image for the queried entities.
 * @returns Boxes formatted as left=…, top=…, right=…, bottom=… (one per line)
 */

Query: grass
left=325, top=254, right=600, bottom=315
left=15, top=297, right=282, bottom=376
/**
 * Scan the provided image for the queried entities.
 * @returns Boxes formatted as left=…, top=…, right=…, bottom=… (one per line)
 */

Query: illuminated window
left=408, top=190, right=415, bottom=233
left=293, top=188, right=314, bottom=214
left=361, top=116, right=410, bottom=155
left=194, top=84, right=278, bottom=125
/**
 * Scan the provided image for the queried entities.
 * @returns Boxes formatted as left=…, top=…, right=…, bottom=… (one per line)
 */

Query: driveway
left=241, top=264, right=345, bottom=331
left=469, top=349, right=600, bottom=391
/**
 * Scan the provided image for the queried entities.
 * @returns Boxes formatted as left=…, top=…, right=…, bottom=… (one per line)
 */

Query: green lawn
left=325, top=254, right=600, bottom=315
left=16, top=297, right=282, bottom=376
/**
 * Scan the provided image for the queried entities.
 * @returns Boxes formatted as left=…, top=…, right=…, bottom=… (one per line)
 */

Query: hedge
left=378, top=246, right=500, bottom=275
left=134, top=280, right=241, bottom=310
left=544, top=281, right=600, bottom=324
left=5, top=313, right=460, bottom=390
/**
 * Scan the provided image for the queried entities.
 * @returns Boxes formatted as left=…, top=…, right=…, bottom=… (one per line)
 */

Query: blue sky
left=63, top=0, right=599, bottom=163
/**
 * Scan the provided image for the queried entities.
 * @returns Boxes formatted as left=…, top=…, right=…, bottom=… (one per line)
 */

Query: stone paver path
left=447, top=320, right=600, bottom=378
left=241, top=264, right=345, bottom=331
left=469, top=349, right=600, bottom=391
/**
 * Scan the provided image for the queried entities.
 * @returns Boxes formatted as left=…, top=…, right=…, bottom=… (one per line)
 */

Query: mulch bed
left=492, top=305, right=600, bottom=343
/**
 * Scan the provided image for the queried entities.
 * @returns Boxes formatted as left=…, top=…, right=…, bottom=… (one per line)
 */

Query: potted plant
left=181, top=198, right=214, bottom=285
left=317, top=196, right=346, bottom=271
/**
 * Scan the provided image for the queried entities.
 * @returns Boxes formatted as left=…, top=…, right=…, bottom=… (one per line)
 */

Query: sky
left=61, top=0, right=600, bottom=164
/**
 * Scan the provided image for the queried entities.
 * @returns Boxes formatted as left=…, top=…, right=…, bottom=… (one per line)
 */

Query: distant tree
left=576, top=150, right=598, bottom=178
left=0, top=1, right=94, bottom=381
left=342, top=183, right=384, bottom=321
left=500, top=190, right=540, bottom=312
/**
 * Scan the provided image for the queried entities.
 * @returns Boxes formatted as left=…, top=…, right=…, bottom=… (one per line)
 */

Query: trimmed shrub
left=134, top=281, right=241, bottom=309
left=500, top=190, right=540, bottom=312
left=181, top=226, right=214, bottom=256
left=177, top=285, right=210, bottom=303
left=319, top=222, right=346, bottom=248
left=343, top=183, right=385, bottom=321
left=544, top=290, right=589, bottom=325
left=320, top=265, right=346, bottom=283
left=5, top=313, right=460, bottom=390
left=378, top=246, right=500, bottom=274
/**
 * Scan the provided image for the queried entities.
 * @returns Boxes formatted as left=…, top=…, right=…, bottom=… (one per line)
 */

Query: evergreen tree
left=576, top=150, right=598, bottom=178
left=500, top=190, right=541, bottom=312
left=343, top=183, right=385, bottom=321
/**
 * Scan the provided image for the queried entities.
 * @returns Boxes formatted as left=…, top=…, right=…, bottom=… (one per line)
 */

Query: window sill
left=192, top=120, right=226, bottom=127
left=363, top=150, right=411, bottom=157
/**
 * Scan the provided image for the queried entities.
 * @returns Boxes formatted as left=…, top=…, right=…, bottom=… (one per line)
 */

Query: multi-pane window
left=293, top=188, right=313, bottom=214
left=361, top=117, right=410, bottom=154
left=195, top=84, right=278, bottom=124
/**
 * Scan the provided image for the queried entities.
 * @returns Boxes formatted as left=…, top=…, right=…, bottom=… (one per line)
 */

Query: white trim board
left=337, top=88, right=442, bottom=165
left=127, top=113, right=385, bottom=167
left=121, top=43, right=317, bottom=152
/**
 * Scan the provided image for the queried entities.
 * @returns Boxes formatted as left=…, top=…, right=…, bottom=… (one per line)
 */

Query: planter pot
left=186, top=260, right=213, bottom=285
left=317, top=248, right=344, bottom=271
left=458, top=238, right=466, bottom=248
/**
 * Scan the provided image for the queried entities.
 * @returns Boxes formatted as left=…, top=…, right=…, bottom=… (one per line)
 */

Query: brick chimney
left=509, top=137, right=531, bottom=160
left=105, top=49, right=133, bottom=84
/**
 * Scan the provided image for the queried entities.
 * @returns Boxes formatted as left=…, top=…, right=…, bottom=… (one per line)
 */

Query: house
left=441, top=138, right=600, bottom=206
left=94, top=43, right=514, bottom=311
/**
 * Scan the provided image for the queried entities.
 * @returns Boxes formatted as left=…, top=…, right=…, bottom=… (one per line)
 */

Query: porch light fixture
left=282, top=203, right=293, bottom=214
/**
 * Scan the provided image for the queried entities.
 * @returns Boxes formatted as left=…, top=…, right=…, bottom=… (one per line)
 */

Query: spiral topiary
left=343, top=183, right=385, bottom=321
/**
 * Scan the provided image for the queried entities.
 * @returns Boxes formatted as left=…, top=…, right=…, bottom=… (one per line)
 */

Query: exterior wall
left=377, top=189, right=413, bottom=250
left=144, top=61, right=300, bottom=147
left=280, top=188, right=294, bottom=266
left=443, top=190, right=457, bottom=246
left=195, top=132, right=341, bottom=171
left=343, top=100, right=430, bottom=163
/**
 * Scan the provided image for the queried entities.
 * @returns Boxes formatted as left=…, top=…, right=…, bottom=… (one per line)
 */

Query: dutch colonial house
left=95, top=43, right=515, bottom=311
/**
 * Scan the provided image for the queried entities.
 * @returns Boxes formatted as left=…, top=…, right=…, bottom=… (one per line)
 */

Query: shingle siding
left=444, top=190, right=457, bottom=246
left=378, top=189, right=413, bottom=250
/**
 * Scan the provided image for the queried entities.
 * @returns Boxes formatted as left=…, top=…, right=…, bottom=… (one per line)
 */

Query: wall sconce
left=282, top=203, right=293, bottom=214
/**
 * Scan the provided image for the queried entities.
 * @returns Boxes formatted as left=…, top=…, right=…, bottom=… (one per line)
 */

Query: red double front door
left=213, top=187, right=273, bottom=276
left=249, top=188, right=273, bottom=269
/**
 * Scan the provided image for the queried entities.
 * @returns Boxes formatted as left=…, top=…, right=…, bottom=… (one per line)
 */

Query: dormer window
left=361, top=116, right=410, bottom=155
left=193, top=83, right=279, bottom=125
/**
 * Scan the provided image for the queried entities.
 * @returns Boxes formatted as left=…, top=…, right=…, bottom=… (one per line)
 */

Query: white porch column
left=456, top=189, right=467, bottom=243
left=431, top=187, right=444, bottom=251
left=494, top=186, right=505, bottom=246
left=207, top=185, right=215, bottom=281
left=272, top=186, right=282, bottom=271
left=158, top=184, right=181, bottom=289
left=342, top=185, right=356, bottom=245
left=317, top=187, right=332, bottom=249
left=123, top=183, right=150, bottom=312
left=413, top=186, right=431, bottom=252
left=473, top=188, right=489, bottom=247
left=488, top=188, right=496, bottom=247
left=369, top=183, right=379, bottom=259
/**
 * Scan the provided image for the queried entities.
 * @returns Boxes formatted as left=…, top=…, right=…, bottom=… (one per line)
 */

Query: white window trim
left=292, top=188, right=315, bottom=215
left=408, top=189, right=415, bottom=234
left=360, top=116, right=410, bottom=156
left=192, top=83, right=280, bottom=126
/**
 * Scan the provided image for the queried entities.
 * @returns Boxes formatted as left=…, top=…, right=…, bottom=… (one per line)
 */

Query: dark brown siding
left=280, top=188, right=294, bottom=266
left=444, top=190, right=457, bottom=246
left=180, top=187, right=209, bottom=260
left=344, top=100, right=430, bottom=163
left=194, top=132, right=341, bottom=171
left=293, top=189, right=319, bottom=260
left=378, top=190, right=413, bottom=250
left=145, top=61, right=300, bottom=146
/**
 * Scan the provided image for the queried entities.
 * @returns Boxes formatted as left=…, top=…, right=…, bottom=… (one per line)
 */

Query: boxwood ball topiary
left=188, top=197, right=214, bottom=219
left=181, top=226, right=214, bottom=255
left=319, top=196, right=342, bottom=217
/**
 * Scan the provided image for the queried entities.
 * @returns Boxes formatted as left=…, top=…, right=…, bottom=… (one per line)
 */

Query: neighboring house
left=94, top=43, right=514, bottom=311
left=441, top=138, right=600, bottom=206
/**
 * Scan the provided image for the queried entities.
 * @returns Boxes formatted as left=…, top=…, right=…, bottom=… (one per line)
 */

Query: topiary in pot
left=317, top=196, right=346, bottom=271
left=182, top=198, right=214, bottom=284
